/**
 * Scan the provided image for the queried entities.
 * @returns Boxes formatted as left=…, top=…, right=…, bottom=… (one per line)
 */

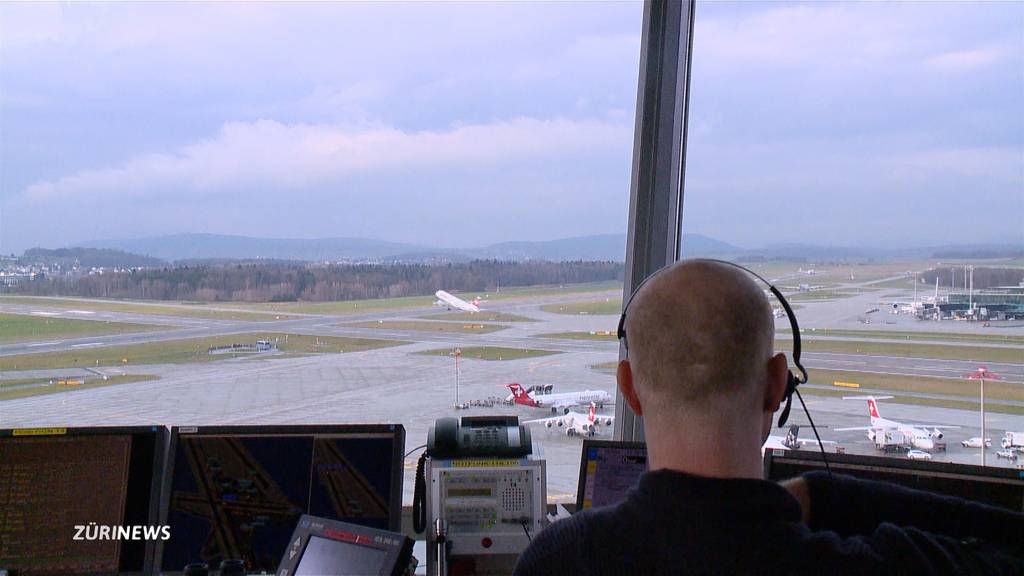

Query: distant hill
left=21, top=247, right=164, bottom=268
left=65, top=233, right=1021, bottom=264
left=678, top=234, right=745, bottom=258
left=74, top=232, right=744, bottom=263
left=81, top=233, right=426, bottom=262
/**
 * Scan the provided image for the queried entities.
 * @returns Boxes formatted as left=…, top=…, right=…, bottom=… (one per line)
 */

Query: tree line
left=14, top=260, right=624, bottom=302
left=921, top=267, right=1024, bottom=291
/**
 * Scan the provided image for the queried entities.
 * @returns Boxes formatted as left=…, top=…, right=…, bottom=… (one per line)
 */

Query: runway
left=1, top=285, right=1022, bottom=499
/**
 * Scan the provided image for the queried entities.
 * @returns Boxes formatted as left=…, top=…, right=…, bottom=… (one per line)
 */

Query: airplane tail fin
left=472, top=297, right=482, bottom=308
left=506, top=383, right=526, bottom=398
left=863, top=398, right=879, bottom=420
left=588, top=402, right=596, bottom=423
left=843, top=395, right=895, bottom=425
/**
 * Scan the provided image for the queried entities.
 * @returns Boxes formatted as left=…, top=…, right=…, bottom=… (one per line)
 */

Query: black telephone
left=427, top=416, right=532, bottom=459
left=413, top=416, right=533, bottom=532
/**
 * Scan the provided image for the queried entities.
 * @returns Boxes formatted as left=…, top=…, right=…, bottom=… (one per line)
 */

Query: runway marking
left=27, top=341, right=63, bottom=347
left=71, top=342, right=102, bottom=348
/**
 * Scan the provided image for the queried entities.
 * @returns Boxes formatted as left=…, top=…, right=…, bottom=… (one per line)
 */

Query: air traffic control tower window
left=677, top=1, right=1024, bottom=466
left=0, top=2, right=643, bottom=501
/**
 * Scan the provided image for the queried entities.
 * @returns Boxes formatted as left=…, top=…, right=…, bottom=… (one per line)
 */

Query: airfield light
left=966, top=367, right=1003, bottom=466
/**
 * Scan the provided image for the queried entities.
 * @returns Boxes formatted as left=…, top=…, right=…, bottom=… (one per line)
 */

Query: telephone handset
left=414, top=416, right=533, bottom=532
left=427, top=416, right=531, bottom=459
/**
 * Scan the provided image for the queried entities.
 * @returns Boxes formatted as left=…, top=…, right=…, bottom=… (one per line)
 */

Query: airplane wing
left=833, top=426, right=876, bottom=432
left=905, top=424, right=961, bottom=429
left=523, top=415, right=572, bottom=426
left=549, top=398, right=578, bottom=409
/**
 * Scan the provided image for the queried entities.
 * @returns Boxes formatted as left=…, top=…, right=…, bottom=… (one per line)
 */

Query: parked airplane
left=435, top=290, right=481, bottom=312
left=524, top=403, right=613, bottom=437
left=506, top=383, right=613, bottom=414
left=836, top=396, right=958, bottom=451
left=763, top=425, right=836, bottom=452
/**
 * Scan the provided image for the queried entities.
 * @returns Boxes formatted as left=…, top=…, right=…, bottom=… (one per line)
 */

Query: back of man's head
left=623, top=260, right=776, bottom=424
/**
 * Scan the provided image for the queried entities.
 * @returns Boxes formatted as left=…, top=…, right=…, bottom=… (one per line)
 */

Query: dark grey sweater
left=513, top=470, right=1024, bottom=575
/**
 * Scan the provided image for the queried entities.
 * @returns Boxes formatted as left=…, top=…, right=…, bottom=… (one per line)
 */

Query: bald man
left=514, top=260, right=1023, bottom=575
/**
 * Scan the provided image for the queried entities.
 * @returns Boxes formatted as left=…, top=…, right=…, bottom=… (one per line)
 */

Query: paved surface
left=1, top=283, right=1022, bottom=501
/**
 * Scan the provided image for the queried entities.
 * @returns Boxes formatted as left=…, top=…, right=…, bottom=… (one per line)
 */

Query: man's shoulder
left=514, top=506, right=623, bottom=575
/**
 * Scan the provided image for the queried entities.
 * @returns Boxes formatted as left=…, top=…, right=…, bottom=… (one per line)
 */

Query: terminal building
left=928, top=288, right=1024, bottom=321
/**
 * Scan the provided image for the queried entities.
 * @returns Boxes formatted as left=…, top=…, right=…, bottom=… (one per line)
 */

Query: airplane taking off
left=836, top=396, right=958, bottom=451
left=524, top=403, right=613, bottom=437
left=434, top=290, right=481, bottom=312
left=763, top=425, right=836, bottom=452
left=506, top=383, right=613, bottom=414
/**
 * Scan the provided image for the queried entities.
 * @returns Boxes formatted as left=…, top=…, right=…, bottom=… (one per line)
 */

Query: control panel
left=427, top=457, right=545, bottom=563
left=442, top=468, right=535, bottom=534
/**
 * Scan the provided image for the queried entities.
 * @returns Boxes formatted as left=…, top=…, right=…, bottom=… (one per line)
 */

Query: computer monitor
left=0, top=426, right=167, bottom=576
left=157, top=424, right=405, bottom=573
left=764, top=449, right=1024, bottom=512
left=576, top=440, right=647, bottom=511
left=276, top=515, right=413, bottom=576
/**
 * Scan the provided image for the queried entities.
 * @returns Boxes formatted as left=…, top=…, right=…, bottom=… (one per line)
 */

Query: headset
left=616, top=258, right=832, bottom=477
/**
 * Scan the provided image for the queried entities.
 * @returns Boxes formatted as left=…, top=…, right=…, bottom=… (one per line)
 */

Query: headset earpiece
left=778, top=371, right=799, bottom=427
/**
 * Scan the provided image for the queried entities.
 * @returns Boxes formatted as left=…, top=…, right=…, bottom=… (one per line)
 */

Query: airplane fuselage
left=868, top=417, right=937, bottom=450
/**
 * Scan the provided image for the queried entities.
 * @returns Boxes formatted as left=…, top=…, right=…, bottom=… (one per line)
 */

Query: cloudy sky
left=1, top=1, right=1021, bottom=254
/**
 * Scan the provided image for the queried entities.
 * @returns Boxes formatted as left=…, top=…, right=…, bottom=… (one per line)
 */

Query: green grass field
left=535, top=331, right=618, bottom=341
left=541, top=299, right=622, bottom=316
left=482, top=281, right=621, bottom=301
left=344, top=320, right=506, bottom=334
left=776, top=338, right=1022, bottom=363
left=592, top=360, right=619, bottom=374
left=0, top=332, right=408, bottom=371
left=0, top=374, right=159, bottom=401
left=787, top=328, right=1024, bottom=345
left=420, top=311, right=536, bottom=322
left=218, top=282, right=622, bottom=315
left=415, top=346, right=561, bottom=361
left=801, top=386, right=1024, bottom=415
left=786, top=290, right=857, bottom=301
left=0, top=312, right=167, bottom=344
left=224, top=294, right=437, bottom=315
left=0, top=296, right=292, bottom=322
left=868, top=277, right=917, bottom=289
left=807, top=369, right=1021, bottom=402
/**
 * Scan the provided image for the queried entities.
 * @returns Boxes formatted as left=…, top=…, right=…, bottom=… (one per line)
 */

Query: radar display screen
left=0, top=427, right=163, bottom=575
left=576, top=440, right=647, bottom=511
left=159, top=425, right=404, bottom=573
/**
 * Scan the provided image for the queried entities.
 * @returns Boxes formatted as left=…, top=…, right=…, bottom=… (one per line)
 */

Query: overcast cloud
left=1, top=1, right=1021, bottom=254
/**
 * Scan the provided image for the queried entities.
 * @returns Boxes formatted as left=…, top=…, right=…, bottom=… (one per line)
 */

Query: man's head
left=617, top=260, right=790, bottom=446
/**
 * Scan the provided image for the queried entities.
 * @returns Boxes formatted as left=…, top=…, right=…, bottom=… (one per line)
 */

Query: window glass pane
left=0, top=2, right=642, bottom=502
left=684, top=2, right=1023, bottom=466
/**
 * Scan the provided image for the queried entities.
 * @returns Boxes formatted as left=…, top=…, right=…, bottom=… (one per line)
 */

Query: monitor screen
left=294, top=535, right=391, bottom=576
left=764, top=449, right=1024, bottom=512
left=576, top=440, right=647, bottom=511
left=158, top=425, right=404, bottom=573
left=0, top=426, right=165, bottom=576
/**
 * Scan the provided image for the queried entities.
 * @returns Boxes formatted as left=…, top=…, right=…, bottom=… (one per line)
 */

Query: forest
left=14, top=260, right=624, bottom=302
